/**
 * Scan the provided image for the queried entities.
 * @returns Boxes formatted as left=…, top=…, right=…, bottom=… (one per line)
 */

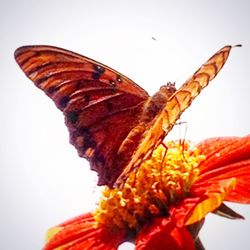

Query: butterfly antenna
left=233, top=44, right=242, bottom=48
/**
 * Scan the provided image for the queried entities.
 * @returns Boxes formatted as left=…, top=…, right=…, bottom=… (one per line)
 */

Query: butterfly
left=14, top=44, right=239, bottom=188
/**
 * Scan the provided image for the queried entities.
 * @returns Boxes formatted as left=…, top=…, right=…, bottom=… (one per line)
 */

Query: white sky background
left=0, top=0, right=250, bottom=249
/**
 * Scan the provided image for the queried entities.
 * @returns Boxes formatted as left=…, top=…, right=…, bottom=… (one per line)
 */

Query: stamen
left=94, top=141, right=206, bottom=231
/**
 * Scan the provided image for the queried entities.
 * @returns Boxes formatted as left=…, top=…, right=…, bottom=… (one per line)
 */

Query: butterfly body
left=140, top=82, right=176, bottom=123
left=15, top=45, right=237, bottom=187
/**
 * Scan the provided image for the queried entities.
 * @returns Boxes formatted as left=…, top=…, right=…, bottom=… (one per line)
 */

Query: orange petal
left=44, top=213, right=125, bottom=250
left=197, top=135, right=250, bottom=175
left=135, top=217, right=195, bottom=250
left=194, top=135, right=250, bottom=203
left=186, top=178, right=236, bottom=225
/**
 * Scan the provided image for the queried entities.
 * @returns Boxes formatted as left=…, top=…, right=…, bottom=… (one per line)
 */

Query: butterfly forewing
left=14, top=46, right=149, bottom=100
left=115, top=45, right=235, bottom=186
left=15, top=45, right=149, bottom=186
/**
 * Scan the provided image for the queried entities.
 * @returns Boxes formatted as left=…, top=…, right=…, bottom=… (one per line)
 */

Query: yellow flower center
left=94, top=141, right=205, bottom=231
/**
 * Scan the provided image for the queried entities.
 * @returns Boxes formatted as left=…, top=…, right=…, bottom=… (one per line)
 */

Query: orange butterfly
left=14, top=45, right=239, bottom=187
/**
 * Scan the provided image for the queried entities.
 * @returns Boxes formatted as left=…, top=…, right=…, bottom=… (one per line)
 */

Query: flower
left=44, top=135, right=250, bottom=250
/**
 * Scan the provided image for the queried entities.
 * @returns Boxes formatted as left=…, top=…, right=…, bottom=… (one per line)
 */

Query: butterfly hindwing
left=15, top=45, right=149, bottom=186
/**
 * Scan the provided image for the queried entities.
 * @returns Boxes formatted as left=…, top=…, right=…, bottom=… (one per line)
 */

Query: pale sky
left=1, top=0, right=250, bottom=249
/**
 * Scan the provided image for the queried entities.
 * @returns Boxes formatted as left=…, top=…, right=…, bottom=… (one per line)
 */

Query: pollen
left=94, top=141, right=206, bottom=231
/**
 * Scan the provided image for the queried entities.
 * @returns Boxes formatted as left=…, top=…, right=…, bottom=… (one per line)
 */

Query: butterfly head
left=160, top=82, right=176, bottom=98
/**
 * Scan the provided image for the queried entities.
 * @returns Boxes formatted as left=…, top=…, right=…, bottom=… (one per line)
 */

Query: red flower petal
left=135, top=217, right=195, bottom=250
left=197, top=135, right=250, bottom=175
left=197, top=137, right=241, bottom=158
left=170, top=197, right=205, bottom=227
left=44, top=213, right=125, bottom=250
left=194, top=135, right=250, bottom=203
